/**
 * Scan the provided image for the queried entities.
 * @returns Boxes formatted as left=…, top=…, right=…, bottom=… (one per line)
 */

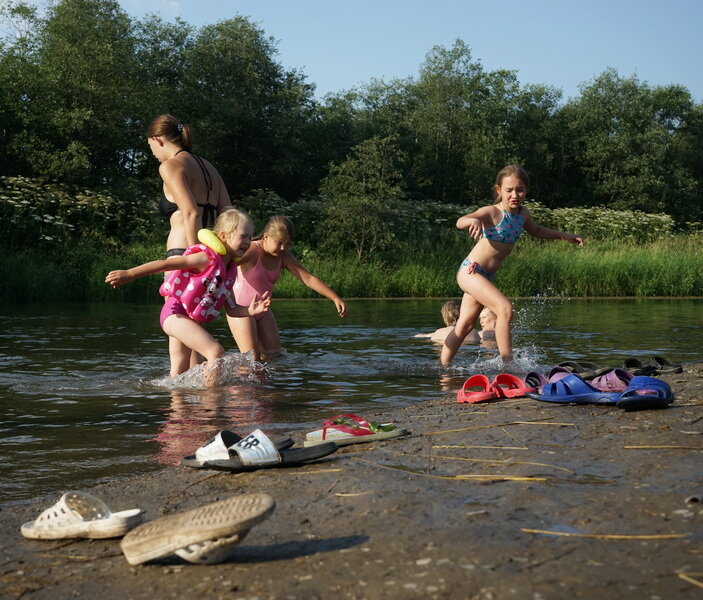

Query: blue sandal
left=527, top=374, right=620, bottom=405
left=617, top=376, right=674, bottom=410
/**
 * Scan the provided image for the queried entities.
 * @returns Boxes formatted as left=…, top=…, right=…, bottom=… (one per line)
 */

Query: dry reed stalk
left=678, top=573, right=703, bottom=589
left=433, top=444, right=527, bottom=451
left=432, top=427, right=527, bottom=451
left=521, top=528, right=687, bottom=540
left=624, top=445, right=703, bottom=450
left=284, top=468, right=344, bottom=475
left=430, top=454, right=574, bottom=473
left=426, top=420, right=575, bottom=436
left=352, top=457, right=548, bottom=482
left=456, top=475, right=547, bottom=482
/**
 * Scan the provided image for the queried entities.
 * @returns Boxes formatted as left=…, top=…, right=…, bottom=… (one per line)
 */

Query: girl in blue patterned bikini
left=441, top=165, right=584, bottom=366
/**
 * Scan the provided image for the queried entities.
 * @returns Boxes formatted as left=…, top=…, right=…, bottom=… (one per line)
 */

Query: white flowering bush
left=524, top=200, right=675, bottom=242
left=0, top=176, right=163, bottom=249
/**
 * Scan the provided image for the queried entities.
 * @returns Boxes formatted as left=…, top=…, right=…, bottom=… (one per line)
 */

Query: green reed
left=2, top=236, right=701, bottom=304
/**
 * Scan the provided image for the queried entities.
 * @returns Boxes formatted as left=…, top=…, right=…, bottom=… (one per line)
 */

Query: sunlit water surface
left=1, top=298, right=700, bottom=505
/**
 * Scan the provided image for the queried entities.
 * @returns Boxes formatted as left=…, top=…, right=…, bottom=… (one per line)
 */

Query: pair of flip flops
left=527, top=374, right=674, bottom=410
left=624, top=356, right=683, bottom=375
left=457, top=373, right=536, bottom=404
left=303, top=414, right=408, bottom=447
left=181, top=429, right=338, bottom=471
left=21, top=490, right=276, bottom=566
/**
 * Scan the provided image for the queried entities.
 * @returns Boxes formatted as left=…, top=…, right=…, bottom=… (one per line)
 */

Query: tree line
left=1, top=0, right=702, bottom=260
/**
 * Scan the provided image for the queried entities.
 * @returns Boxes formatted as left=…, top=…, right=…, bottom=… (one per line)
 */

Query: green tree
left=0, top=1, right=42, bottom=176
left=408, top=40, right=521, bottom=203
left=318, top=135, right=406, bottom=261
left=5, top=0, right=142, bottom=184
left=179, top=17, right=317, bottom=200
left=561, top=69, right=699, bottom=219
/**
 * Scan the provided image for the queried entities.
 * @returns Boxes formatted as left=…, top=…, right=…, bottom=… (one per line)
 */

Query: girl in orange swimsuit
left=228, top=216, right=348, bottom=361
left=441, top=165, right=584, bottom=366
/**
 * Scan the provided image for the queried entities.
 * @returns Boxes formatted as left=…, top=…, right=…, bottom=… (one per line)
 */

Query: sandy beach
left=2, top=364, right=702, bottom=600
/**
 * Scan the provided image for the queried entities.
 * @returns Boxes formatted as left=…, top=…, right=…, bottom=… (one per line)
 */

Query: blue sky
left=28, top=0, right=703, bottom=102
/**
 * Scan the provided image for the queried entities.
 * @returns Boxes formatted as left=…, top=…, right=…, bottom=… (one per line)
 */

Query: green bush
left=0, top=176, right=165, bottom=250
left=525, top=201, right=675, bottom=242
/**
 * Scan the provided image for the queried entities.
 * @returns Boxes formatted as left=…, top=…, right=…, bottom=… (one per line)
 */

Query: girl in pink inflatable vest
left=106, top=209, right=270, bottom=382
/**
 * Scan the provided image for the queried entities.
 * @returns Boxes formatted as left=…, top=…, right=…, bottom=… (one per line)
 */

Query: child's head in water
left=479, top=307, right=497, bottom=331
left=441, top=300, right=461, bottom=327
left=258, top=216, right=295, bottom=257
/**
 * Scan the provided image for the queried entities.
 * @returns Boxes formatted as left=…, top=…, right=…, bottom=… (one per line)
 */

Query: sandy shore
left=2, top=364, right=702, bottom=600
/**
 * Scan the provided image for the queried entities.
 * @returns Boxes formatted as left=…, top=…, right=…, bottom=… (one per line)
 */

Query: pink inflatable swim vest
left=159, top=244, right=237, bottom=323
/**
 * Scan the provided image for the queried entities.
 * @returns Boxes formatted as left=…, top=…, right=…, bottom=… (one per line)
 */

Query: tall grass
left=500, top=239, right=703, bottom=297
left=3, top=236, right=701, bottom=304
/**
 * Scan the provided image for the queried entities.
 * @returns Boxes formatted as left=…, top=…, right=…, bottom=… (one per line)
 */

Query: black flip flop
left=649, top=356, right=683, bottom=375
left=557, top=361, right=604, bottom=380
left=204, top=441, right=339, bottom=472
left=622, top=358, right=657, bottom=376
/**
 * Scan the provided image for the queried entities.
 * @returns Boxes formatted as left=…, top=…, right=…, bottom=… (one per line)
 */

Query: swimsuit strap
left=181, top=151, right=216, bottom=228
left=191, top=153, right=213, bottom=195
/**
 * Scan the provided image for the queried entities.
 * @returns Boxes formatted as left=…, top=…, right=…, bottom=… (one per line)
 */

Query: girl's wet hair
left=213, top=208, right=252, bottom=235
left=441, top=300, right=461, bottom=326
left=493, top=164, right=529, bottom=202
left=258, top=215, right=295, bottom=241
left=148, top=114, right=192, bottom=152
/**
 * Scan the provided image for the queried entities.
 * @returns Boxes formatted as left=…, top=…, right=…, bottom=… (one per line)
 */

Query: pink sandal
left=491, top=373, right=536, bottom=398
left=457, top=374, right=500, bottom=403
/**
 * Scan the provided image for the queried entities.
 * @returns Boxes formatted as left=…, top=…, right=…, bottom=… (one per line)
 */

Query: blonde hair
left=148, top=114, right=192, bottom=152
left=493, top=164, right=529, bottom=202
left=258, top=215, right=295, bottom=241
left=213, top=208, right=252, bottom=236
left=480, top=307, right=496, bottom=320
left=440, top=300, right=461, bottom=326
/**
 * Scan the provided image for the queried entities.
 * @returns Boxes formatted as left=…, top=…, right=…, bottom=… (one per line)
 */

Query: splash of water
left=150, top=352, right=269, bottom=389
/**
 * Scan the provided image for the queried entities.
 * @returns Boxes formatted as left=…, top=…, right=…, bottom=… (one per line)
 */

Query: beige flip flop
left=304, top=414, right=409, bottom=447
left=21, top=491, right=142, bottom=539
left=120, top=493, right=275, bottom=565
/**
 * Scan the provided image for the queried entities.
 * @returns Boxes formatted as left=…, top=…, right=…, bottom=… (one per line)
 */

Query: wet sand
left=2, top=364, right=702, bottom=599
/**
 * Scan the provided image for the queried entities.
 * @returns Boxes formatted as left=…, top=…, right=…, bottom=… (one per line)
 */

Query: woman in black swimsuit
left=147, top=115, right=233, bottom=367
left=148, top=114, right=232, bottom=257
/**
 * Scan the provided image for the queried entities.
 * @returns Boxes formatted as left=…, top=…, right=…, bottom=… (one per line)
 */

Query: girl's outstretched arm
left=523, top=212, right=584, bottom=246
left=283, top=253, right=348, bottom=317
left=105, top=253, right=208, bottom=288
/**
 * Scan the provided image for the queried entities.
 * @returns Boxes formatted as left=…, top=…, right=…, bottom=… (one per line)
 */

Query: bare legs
left=440, top=273, right=513, bottom=365
left=227, top=311, right=281, bottom=362
left=162, top=314, right=224, bottom=385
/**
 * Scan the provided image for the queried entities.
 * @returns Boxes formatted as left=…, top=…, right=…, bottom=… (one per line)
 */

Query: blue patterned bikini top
left=483, top=209, right=525, bottom=244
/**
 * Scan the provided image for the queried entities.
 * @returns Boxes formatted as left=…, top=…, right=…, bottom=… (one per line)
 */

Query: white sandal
left=21, top=491, right=142, bottom=540
left=120, top=493, right=275, bottom=565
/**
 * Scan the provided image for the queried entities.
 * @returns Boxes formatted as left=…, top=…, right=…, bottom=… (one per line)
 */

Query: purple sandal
left=590, top=369, right=634, bottom=393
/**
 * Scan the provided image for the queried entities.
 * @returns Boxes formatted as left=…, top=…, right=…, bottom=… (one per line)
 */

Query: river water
left=1, top=298, right=700, bottom=506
